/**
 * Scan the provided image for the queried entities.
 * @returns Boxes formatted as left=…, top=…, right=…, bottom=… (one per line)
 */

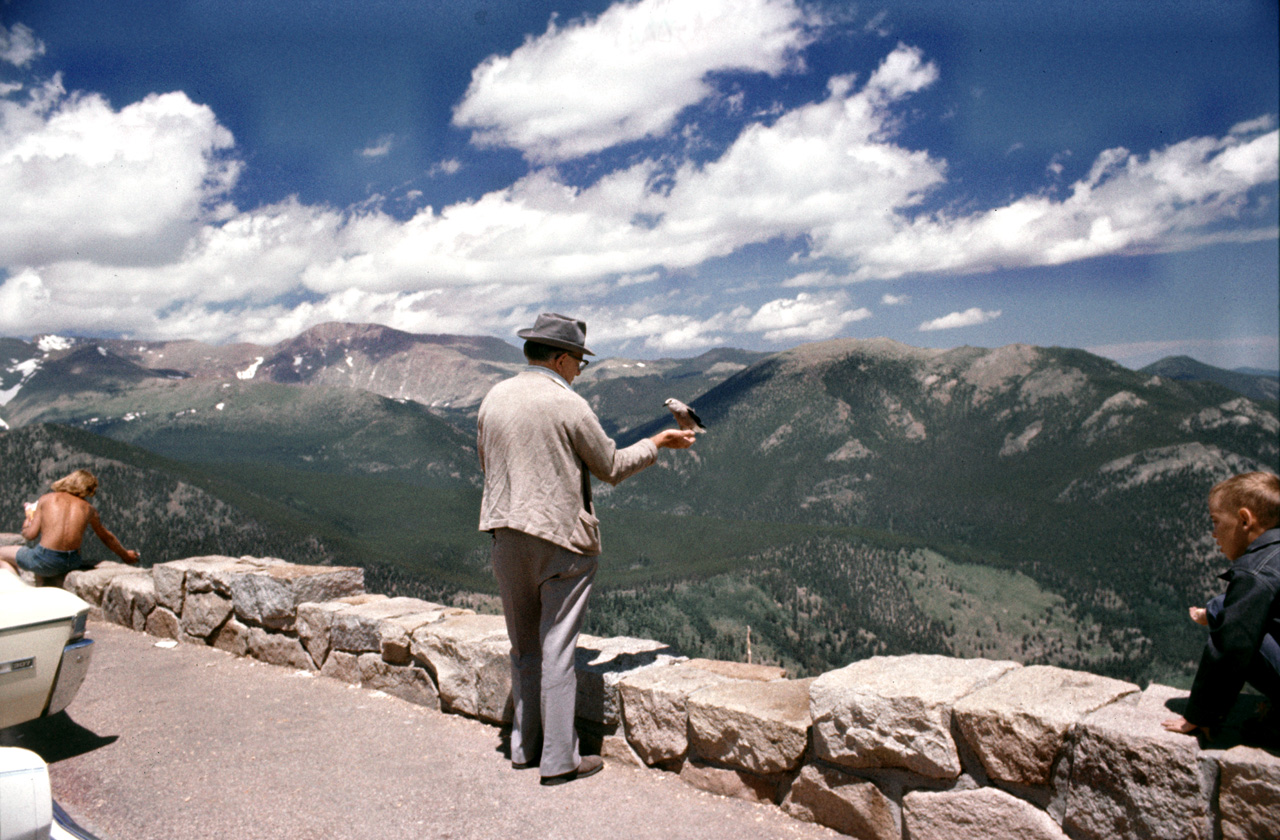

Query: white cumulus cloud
left=0, top=16, right=1274, bottom=355
left=746, top=292, right=870, bottom=342
left=847, top=119, right=1279, bottom=280
left=0, top=78, right=238, bottom=267
left=0, top=23, right=45, bottom=68
left=453, top=0, right=817, bottom=162
left=918, top=307, right=1001, bottom=332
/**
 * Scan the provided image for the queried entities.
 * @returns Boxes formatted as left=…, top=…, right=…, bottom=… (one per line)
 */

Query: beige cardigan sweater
left=477, top=369, right=658, bottom=555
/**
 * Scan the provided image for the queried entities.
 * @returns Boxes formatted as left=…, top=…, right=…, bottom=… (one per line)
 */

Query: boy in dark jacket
left=1163, top=471, right=1280, bottom=741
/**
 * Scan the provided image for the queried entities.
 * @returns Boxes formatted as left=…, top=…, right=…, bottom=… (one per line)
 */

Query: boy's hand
left=1189, top=606, right=1208, bottom=626
left=122, top=549, right=141, bottom=565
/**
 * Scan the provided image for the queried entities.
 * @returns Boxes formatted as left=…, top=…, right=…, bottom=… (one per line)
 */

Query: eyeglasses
left=561, top=353, right=589, bottom=372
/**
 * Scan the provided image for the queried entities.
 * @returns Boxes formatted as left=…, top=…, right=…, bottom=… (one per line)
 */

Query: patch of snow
left=215, top=402, right=226, bottom=411
left=37, top=335, right=72, bottom=352
left=8, top=358, right=40, bottom=377
left=236, top=356, right=265, bottom=380
left=96, top=346, right=108, bottom=356
left=0, top=358, right=41, bottom=405
left=293, top=355, right=303, bottom=368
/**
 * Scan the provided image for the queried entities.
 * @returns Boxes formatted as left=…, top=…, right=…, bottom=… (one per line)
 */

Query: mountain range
left=2, top=323, right=1276, bottom=683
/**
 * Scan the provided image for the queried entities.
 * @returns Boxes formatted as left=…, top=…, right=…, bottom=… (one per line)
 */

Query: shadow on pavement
left=0, top=712, right=118, bottom=763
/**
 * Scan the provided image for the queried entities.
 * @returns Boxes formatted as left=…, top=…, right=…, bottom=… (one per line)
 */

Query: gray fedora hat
left=517, top=312, right=595, bottom=355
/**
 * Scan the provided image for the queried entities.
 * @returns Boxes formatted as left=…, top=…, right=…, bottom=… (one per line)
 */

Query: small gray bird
left=664, top=398, right=706, bottom=433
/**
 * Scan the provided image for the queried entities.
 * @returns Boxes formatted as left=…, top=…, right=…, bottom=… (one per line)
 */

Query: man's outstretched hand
left=651, top=429, right=697, bottom=449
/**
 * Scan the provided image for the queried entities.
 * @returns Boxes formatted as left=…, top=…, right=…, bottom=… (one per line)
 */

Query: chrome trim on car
left=46, top=638, right=93, bottom=717
left=0, top=656, right=36, bottom=676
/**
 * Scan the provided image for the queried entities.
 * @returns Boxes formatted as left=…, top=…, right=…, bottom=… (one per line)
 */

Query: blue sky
left=1, top=1, right=1276, bottom=370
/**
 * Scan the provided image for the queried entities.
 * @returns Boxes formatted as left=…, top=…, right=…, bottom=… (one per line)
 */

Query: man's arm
left=88, top=507, right=140, bottom=564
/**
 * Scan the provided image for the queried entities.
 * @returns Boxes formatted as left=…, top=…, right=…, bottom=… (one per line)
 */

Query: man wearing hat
left=477, top=313, right=696, bottom=786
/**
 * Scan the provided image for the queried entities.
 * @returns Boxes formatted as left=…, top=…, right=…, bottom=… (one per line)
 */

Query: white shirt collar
left=527, top=364, right=571, bottom=390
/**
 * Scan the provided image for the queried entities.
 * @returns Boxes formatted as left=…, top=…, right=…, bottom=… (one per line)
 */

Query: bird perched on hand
left=664, top=398, right=706, bottom=433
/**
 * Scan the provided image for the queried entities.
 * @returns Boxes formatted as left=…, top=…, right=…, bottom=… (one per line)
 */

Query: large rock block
left=296, top=595, right=386, bottom=668
left=380, top=606, right=473, bottom=665
left=357, top=653, right=440, bottom=709
left=101, top=572, right=157, bottom=631
left=246, top=627, right=314, bottom=671
left=320, top=649, right=361, bottom=684
left=618, top=663, right=739, bottom=764
left=181, top=556, right=266, bottom=595
left=229, top=562, right=364, bottom=631
left=684, top=658, right=787, bottom=681
left=1063, top=683, right=1213, bottom=840
left=676, top=759, right=785, bottom=806
left=179, top=589, right=233, bottom=639
left=904, top=787, right=1069, bottom=840
left=1218, top=745, right=1280, bottom=840
left=953, top=665, right=1139, bottom=786
left=811, top=654, right=1018, bottom=779
left=64, top=562, right=148, bottom=607
left=575, top=634, right=682, bottom=725
left=151, top=556, right=241, bottom=612
left=781, top=763, right=899, bottom=840
left=145, top=605, right=180, bottom=639
left=688, top=678, right=814, bottom=775
left=211, top=617, right=250, bottom=657
left=410, top=614, right=512, bottom=724
left=329, top=597, right=462, bottom=654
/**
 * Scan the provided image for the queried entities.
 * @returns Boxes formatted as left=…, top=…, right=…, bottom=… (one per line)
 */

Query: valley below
left=2, top=323, right=1277, bottom=686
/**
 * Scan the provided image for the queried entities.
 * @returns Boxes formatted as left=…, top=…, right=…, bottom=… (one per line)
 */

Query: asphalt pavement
left=1, top=620, right=841, bottom=840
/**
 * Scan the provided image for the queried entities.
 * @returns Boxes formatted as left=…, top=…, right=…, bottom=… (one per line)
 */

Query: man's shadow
left=0, top=712, right=117, bottom=763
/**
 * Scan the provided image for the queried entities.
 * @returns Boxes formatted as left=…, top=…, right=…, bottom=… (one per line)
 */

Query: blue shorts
left=15, top=545, right=84, bottom=577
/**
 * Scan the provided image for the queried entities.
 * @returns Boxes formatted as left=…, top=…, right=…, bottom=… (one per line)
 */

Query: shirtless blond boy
left=0, top=469, right=140, bottom=584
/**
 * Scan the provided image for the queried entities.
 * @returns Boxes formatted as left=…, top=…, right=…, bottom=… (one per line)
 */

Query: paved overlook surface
left=2, top=620, right=840, bottom=840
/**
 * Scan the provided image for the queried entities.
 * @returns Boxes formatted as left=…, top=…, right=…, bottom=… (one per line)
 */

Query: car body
left=0, top=572, right=94, bottom=731
left=0, top=747, right=97, bottom=840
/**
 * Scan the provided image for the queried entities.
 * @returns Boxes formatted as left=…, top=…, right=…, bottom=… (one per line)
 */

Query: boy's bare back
left=30, top=491, right=98, bottom=552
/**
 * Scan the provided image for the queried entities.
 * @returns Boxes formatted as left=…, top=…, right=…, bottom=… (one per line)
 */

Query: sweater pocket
left=568, top=508, right=601, bottom=555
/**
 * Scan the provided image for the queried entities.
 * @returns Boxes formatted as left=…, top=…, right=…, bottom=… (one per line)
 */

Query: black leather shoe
left=540, top=755, right=603, bottom=786
left=511, top=759, right=538, bottom=770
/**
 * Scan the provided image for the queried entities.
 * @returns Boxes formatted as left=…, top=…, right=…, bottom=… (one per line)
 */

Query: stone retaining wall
left=52, top=556, right=1280, bottom=840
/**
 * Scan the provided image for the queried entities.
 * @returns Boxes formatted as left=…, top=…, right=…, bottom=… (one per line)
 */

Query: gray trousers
left=491, top=528, right=597, bottom=778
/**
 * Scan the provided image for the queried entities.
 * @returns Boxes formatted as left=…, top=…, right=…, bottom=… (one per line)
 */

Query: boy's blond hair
left=50, top=469, right=98, bottom=499
left=1210, top=471, right=1280, bottom=529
